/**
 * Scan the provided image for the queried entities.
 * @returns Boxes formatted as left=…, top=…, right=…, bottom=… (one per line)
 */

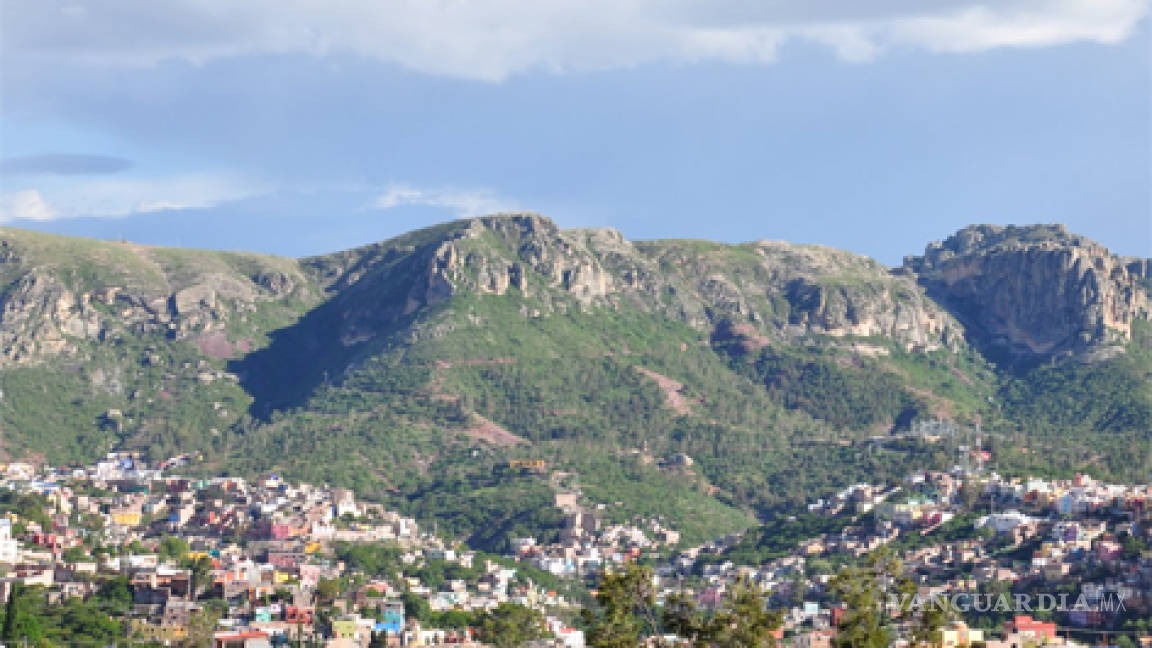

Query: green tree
left=1, top=584, right=45, bottom=644
left=159, top=535, right=191, bottom=562
left=830, top=548, right=907, bottom=648
left=183, top=607, right=220, bottom=648
left=583, top=565, right=656, bottom=648
left=3, top=582, right=21, bottom=640
left=477, top=603, right=548, bottom=648
left=60, top=546, right=88, bottom=563
left=187, top=555, right=214, bottom=599
left=911, top=596, right=957, bottom=647
left=401, top=590, right=430, bottom=624
left=707, top=577, right=783, bottom=648
left=663, top=591, right=708, bottom=646
left=316, top=578, right=342, bottom=606
left=93, top=576, right=133, bottom=613
left=662, top=579, right=783, bottom=648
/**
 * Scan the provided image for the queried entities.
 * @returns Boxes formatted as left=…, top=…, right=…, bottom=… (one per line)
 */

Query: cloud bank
left=4, top=0, right=1148, bottom=80
left=375, top=184, right=518, bottom=217
left=0, top=174, right=263, bottom=224
left=0, top=190, right=56, bottom=223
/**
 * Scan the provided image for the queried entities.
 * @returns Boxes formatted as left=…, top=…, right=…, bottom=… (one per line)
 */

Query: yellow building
left=939, top=622, right=984, bottom=648
left=111, top=511, right=142, bottom=526
left=331, top=619, right=358, bottom=639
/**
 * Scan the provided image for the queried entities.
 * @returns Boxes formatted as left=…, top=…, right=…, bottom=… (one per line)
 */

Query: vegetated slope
left=0, top=216, right=1147, bottom=548
left=0, top=227, right=321, bottom=462
left=905, top=224, right=1152, bottom=482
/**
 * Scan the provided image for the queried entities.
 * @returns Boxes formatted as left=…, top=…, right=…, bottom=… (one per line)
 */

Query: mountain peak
left=919, top=223, right=1101, bottom=260
left=905, top=224, right=1148, bottom=362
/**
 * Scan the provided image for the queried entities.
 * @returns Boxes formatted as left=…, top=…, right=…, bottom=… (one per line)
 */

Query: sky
left=0, top=1, right=1149, bottom=265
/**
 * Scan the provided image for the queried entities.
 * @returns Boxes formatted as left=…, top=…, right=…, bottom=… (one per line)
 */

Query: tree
left=187, top=555, right=214, bottom=599
left=93, top=576, right=133, bottom=614
left=184, top=607, right=220, bottom=648
left=662, top=579, right=782, bottom=648
left=911, top=596, right=957, bottom=647
left=401, top=590, right=430, bottom=624
left=3, top=582, right=21, bottom=640
left=477, top=603, right=548, bottom=648
left=708, top=578, right=783, bottom=648
left=316, top=578, right=343, bottom=606
left=159, top=535, right=191, bottom=562
left=787, top=571, right=808, bottom=608
left=583, top=565, right=656, bottom=648
left=830, top=548, right=908, bottom=648
left=663, top=591, right=708, bottom=646
left=830, top=565, right=887, bottom=648
left=960, top=480, right=981, bottom=510
left=1, top=584, right=45, bottom=644
left=60, top=546, right=88, bottom=563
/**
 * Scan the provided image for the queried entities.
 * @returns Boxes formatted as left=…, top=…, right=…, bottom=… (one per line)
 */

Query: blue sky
left=1, top=1, right=1149, bottom=264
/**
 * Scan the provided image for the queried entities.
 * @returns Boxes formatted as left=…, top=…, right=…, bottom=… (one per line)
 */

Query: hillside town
left=0, top=451, right=1150, bottom=647
left=659, top=469, right=1152, bottom=648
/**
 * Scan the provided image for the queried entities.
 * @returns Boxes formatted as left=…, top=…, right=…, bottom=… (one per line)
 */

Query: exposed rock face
left=322, top=213, right=962, bottom=352
left=782, top=276, right=954, bottom=348
left=906, top=224, right=1150, bottom=360
left=2, top=218, right=1141, bottom=373
left=0, top=229, right=313, bottom=366
left=0, top=271, right=101, bottom=362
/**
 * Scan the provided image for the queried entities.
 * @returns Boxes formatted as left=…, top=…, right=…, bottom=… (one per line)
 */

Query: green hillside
left=0, top=217, right=1147, bottom=547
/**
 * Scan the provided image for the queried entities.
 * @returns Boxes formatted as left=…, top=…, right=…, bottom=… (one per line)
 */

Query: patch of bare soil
left=433, top=357, right=517, bottom=369
left=461, top=413, right=528, bottom=447
left=634, top=366, right=693, bottom=415
left=197, top=332, right=235, bottom=358
left=729, top=323, right=770, bottom=353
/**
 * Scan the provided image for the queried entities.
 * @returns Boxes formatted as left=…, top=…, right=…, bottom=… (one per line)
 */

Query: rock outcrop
left=0, top=229, right=313, bottom=366
left=327, top=213, right=964, bottom=352
left=906, top=224, right=1150, bottom=361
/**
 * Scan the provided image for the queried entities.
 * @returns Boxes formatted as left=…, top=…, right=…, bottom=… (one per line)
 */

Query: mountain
left=905, top=224, right=1150, bottom=365
left=0, top=217, right=1147, bottom=547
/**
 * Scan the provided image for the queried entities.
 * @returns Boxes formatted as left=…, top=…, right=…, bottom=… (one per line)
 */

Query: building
left=0, top=520, right=18, bottom=564
left=214, top=630, right=272, bottom=648
left=1004, top=616, right=1057, bottom=642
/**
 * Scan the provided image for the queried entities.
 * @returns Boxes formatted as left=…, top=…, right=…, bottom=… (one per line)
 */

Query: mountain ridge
left=0, top=216, right=1147, bottom=546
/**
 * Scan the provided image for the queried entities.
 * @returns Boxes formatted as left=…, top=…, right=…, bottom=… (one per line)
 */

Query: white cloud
left=0, top=174, right=264, bottom=222
left=3, top=1, right=1147, bottom=81
left=0, top=190, right=57, bottom=223
left=374, top=183, right=518, bottom=217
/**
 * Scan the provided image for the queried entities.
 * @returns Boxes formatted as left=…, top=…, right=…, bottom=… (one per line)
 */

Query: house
left=939, top=622, right=984, bottom=648
left=0, top=520, right=18, bottom=563
left=1004, top=616, right=1057, bottom=642
left=214, top=630, right=272, bottom=648
left=795, top=629, right=836, bottom=648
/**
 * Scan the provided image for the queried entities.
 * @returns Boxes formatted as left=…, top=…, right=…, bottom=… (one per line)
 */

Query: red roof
left=215, top=631, right=270, bottom=639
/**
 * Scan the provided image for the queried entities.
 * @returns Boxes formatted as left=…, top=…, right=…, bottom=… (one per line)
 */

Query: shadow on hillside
left=228, top=298, right=360, bottom=420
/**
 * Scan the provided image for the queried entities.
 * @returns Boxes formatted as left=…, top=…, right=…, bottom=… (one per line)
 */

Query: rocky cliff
left=906, top=224, right=1150, bottom=362
left=0, top=229, right=315, bottom=367
left=310, top=213, right=963, bottom=356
